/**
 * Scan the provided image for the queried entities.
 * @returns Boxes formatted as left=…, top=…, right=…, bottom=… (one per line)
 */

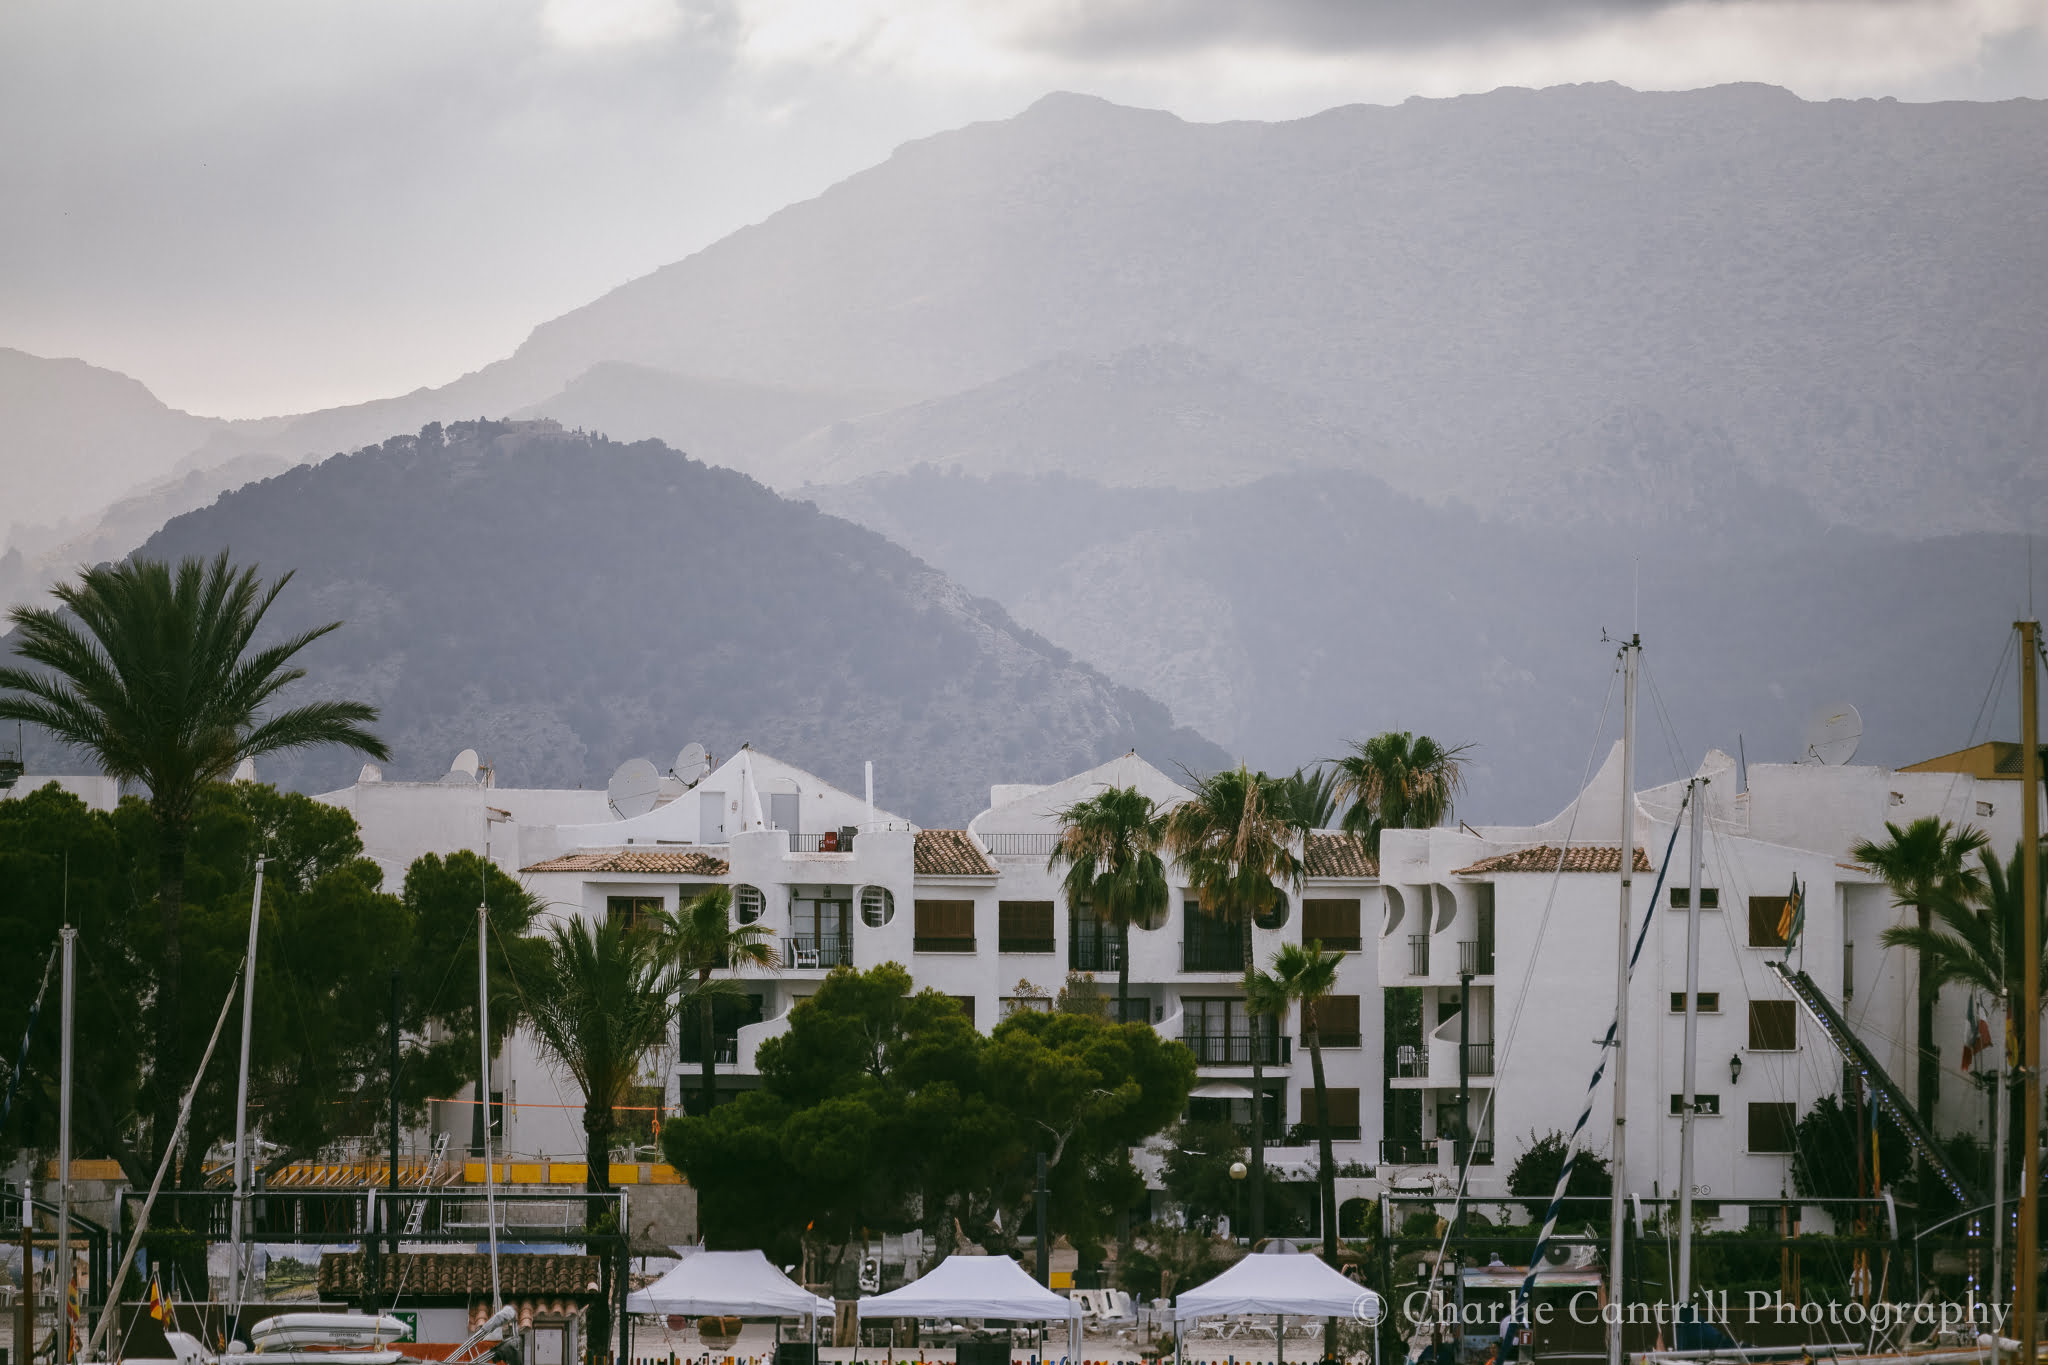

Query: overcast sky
left=3, top=0, right=2043, bottom=418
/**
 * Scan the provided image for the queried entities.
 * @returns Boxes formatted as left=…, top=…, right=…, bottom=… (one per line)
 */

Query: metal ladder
left=404, top=1132, right=451, bottom=1234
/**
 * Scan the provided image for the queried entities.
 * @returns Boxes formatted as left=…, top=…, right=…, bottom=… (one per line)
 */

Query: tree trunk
left=585, top=1100, right=615, bottom=1238
left=153, top=812, right=188, bottom=1175
left=1310, top=1025, right=1341, bottom=1357
left=699, top=968, right=717, bottom=1117
left=1118, top=919, right=1131, bottom=1024
left=1244, top=912, right=1264, bottom=1243
left=1915, top=902, right=1938, bottom=1125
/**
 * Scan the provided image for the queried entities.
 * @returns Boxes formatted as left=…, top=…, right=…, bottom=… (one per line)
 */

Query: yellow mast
left=2017, top=618, right=2039, bottom=1365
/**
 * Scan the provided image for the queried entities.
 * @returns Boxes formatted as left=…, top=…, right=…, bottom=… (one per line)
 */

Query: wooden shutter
left=998, top=901, right=1056, bottom=952
left=1303, top=1087, right=1362, bottom=1137
left=1305, top=995, right=1362, bottom=1047
left=914, top=900, right=976, bottom=951
left=1302, top=899, right=1362, bottom=950
left=1748, top=999, right=1798, bottom=1050
left=1747, top=1101, right=1796, bottom=1153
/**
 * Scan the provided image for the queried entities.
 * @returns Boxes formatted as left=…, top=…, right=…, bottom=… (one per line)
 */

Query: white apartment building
left=1379, top=738, right=2034, bottom=1220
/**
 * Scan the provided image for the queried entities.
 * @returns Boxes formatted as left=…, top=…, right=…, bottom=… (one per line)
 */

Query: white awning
left=626, top=1250, right=832, bottom=1319
left=1173, top=1250, right=1382, bottom=1322
left=856, top=1255, right=1082, bottom=1323
left=1188, top=1081, right=1255, bottom=1099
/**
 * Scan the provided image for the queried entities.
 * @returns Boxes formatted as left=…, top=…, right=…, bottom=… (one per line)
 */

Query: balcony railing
left=1458, top=938, right=1495, bottom=976
left=913, top=936, right=977, bottom=953
left=1000, top=936, right=1056, bottom=954
left=787, top=934, right=854, bottom=969
left=1182, top=941, right=1247, bottom=972
left=1180, top=1031, right=1290, bottom=1066
left=979, top=833, right=1061, bottom=857
left=1409, top=934, right=1431, bottom=977
left=1380, top=1139, right=1437, bottom=1166
left=1070, top=939, right=1121, bottom=972
left=1312, top=1031, right=1364, bottom=1049
left=1463, top=1042, right=1495, bottom=1077
left=789, top=832, right=855, bottom=853
left=1455, top=1139, right=1495, bottom=1167
left=1394, top=1044, right=1427, bottom=1078
left=678, top=1033, right=741, bottom=1065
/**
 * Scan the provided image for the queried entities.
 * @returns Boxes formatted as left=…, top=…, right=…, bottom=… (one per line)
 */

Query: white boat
left=245, top=1313, right=412, bottom=1352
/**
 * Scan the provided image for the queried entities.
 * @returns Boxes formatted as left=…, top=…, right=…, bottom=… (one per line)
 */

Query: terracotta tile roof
left=521, top=847, right=729, bottom=875
left=1304, top=832, right=1377, bottom=879
left=1452, top=845, right=1654, bottom=875
left=915, top=829, right=995, bottom=876
left=318, top=1252, right=604, bottom=1299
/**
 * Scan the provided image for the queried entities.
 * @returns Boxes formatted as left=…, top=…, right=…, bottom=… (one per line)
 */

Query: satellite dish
left=450, top=748, right=481, bottom=778
left=608, top=757, right=661, bottom=819
left=1803, top=703, right=1863, bottom=765
left=672, top=742, right=710, bottom=786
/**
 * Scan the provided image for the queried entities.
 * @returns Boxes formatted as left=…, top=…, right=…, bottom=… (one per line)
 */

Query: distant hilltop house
left=303, top=733, right=2026, bottom=1231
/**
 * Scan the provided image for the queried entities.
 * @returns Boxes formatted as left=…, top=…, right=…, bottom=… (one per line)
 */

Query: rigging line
left=0, top=941, right=60, bottom=1138
left=1512, top=799, right=1693, bottom=1324
left=1428, top=656, right=1622, bottom=1267
left=1638, top=656, right=1692, bottom=787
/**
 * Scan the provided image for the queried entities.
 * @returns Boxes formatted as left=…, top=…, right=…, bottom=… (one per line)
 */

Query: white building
left=1378, top=738, right=2033, bottom=1219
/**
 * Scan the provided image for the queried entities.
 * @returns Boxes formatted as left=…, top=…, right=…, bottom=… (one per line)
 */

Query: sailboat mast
left=55, top=924, right=74, bottom=1365
left=2016, top=619, right=2040, bottom=1365
left=479, top=903, right=502, bottom=1310
left=1676, top=774, right=1704, bottom=1305
left=228, top=857, right=265, bottom=1317
left=1608, top=635, right=1639, bottom=1365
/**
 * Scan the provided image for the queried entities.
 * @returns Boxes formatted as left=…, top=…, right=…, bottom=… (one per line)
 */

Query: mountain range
left=108, top=424, right=1228, bottom=826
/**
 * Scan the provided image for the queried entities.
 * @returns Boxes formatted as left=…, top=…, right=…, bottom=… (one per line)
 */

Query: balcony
left=677, top=1032, right=741, bottom=1065
left=1070, top=939, right=1121, bottom=973
left=1180, top=1031, right=1290, bottom=1066
left=1000, top=935, right=1056, bottom=955
left=1458, top=938, right=1494, bottom=976
left=1380, top=1139, right=1437, bottom=1166
left=1182, top=940, right=1247, bottom=973
left=913, top=936, right=976, bottom=953
left=1454, top=1138, right=1495, bottom=1167
left=1464, top=1042, right=1495, bottom=1077
left=979, top=832, right=1061, bottom=857
left=1409, top=934, right=1431, bottom=977
left=787, top=934, right=854, bottom=969
left=788, top=831, right=855, bottom=853
left=1312, top=1031, right=1364, bottom=1049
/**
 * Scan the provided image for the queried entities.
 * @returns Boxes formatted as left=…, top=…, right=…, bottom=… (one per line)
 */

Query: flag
left=1775, top=874, right=1805, bottom=953
left=67, top=1272, right=82, bottom=1356
left=1961, top=994, right=1994, bottom=1072
left=147, top=1267, right=169, bottom=1323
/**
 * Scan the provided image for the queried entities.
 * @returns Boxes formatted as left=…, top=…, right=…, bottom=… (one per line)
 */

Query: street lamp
left=1729, top=1053, right=1743, bottom=1086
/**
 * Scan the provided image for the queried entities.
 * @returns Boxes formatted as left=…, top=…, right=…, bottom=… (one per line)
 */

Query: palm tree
left=1331, top=731, right=1472, bottom=855
left=526, top=916, right=677, bottom=1197
left=1853, top=817, right=1989, bottom=1123
left=654, top=886, right=778, bottom=1116
left=0, top=553, right=387, bottom=1167
left=1278, top=765, right=1344, bottom=830
left=1254, top=941, right=1346, bottom=1260
left=1049, top=785, right=1169, bottom=1023
left=1164, top=764, right=1307, bottom=1242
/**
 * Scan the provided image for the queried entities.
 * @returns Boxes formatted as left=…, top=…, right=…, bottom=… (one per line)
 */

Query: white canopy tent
left=857, top=1255, right=1082, bottom=1356
left=627, top=1249, right=832, bottom=1320
left=1173, top=1251, right=1383, bottom=1364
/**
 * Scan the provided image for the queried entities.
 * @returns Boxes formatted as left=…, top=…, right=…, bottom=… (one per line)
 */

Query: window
left=860, top=885, right=895, bottom=927
left=948, top=995, right=977, bottom=1025
left=914, top=899, right=976, bottom=952
left=1253, top=892, right=1289, bottom=931
left=1301, top=1086, right=1362, bottom=1140
left=1001, top=995, right=1052, bottom=1018
left=1474, top=885, right=1496, bottom=974
left=998, top=901, right=1056, bottom=953
left=1669, top=991, right=1721, bottom=1013
left=1747, top=1102, right=1797, bottom=1153
left=1302, top=899, right=1363, bottom=951
left=1071, top=903, right=1120, bottom=972
left=1305, top=994, right=1362, bottom=1048
left=606, top=896, right=661, bottom=932
left=733, top=884, right=766, bottom=924
left=1748, top=895, right=1790, bottom=948
left=1669, top=887, right=1720, bottom=909
left=1748, top=1000, right=1798, bottom=1051
left=1669, top=1093, right=1721, bottom=1115
left=1182, top=900, right=1245, bottom=971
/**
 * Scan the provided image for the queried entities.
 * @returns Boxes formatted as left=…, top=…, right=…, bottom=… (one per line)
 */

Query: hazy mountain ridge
left=811, top=466, right=2019, bottom=823
left=106, top=425, right=1229, bottom=825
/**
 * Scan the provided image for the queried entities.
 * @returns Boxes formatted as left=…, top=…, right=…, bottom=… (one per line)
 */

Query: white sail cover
left=1172, top=1251, right=1383, bottom=1322
left=856, top=1255, right=1081, bottom=1323
left=627, top=1249, right=832, bottom=1318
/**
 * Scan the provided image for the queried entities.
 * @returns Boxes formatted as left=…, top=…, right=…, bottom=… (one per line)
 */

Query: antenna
left=671, top=742, right=710, bottom=787
left=1802, top=703, right=1863, bottom=765
left=607, top=758, right=661, bottom=819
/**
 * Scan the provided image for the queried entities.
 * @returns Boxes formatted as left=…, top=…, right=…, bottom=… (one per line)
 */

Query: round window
left=733, top=884, right=766, bottom=924
left=1253, top=893, right=1289, bottom=931
left=860, top=886, right=895, bottom=927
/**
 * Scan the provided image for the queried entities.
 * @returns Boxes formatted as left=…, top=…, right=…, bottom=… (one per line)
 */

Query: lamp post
left=1728, top=1054, right=1742, bottom=1087
left=1229, top=1160, right=1247, bottom=1246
